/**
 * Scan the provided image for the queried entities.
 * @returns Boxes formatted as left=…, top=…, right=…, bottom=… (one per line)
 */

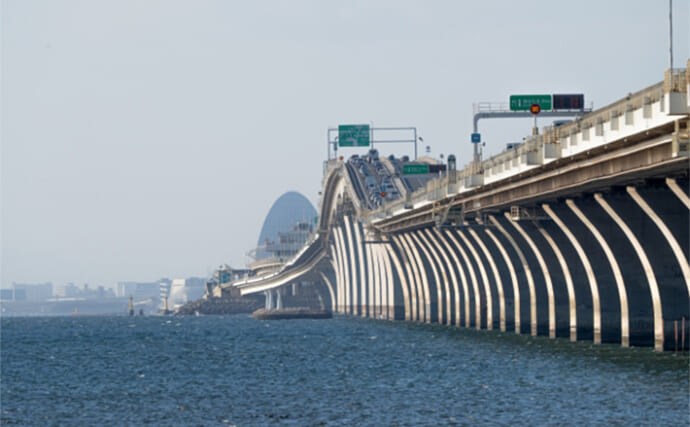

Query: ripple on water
left=1, top=315, right=688, bottom=426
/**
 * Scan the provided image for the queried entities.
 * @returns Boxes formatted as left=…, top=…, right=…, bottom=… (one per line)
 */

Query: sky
left=2, top=0, right=689, bottom=290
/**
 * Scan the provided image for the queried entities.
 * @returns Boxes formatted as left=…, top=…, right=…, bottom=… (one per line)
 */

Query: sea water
left=1, top=315, right=688, bottom=426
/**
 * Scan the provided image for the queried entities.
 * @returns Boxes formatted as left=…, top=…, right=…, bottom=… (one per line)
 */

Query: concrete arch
left=627, top=186, right=690, bottom=294
left=594, top=193, right=664, bottom=351
left=504, top=213, right=555, bottom=338
left=484, top=228, right=520, bottom=334
left=566, top=198, right=629, bottom=346
left=372, top=242, right=383, bottom=317
left=343, top=217, right=358, bottom=315
left=468, top=228, right=506, bottom=332
left=384, top=237, right=411, bottom=321
left=434, top=229, right=468, bottom=327
left=489, top=215, right=537, bottom=336
left=411, top=231, right=443, bottom=324
left=457, top=229, right=493, bottom=330
left=444, top=229, right=482, bottom=329
left=543, top=204, right=601, bottom=344
left=329, top=257, right=340, bottom=313
left=402, top=233, right=431, bottom=323
left=420, top=229, right=453, bottom=325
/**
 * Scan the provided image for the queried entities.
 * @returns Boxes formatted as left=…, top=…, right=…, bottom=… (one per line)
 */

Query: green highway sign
left=510, top=94, right=552, bottom=111
left=338, top=124, right=370, bottom=147
left=403, top=164, right=429, bottom=175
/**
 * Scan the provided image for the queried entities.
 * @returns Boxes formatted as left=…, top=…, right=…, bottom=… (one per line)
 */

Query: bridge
left=225, top=65, right=690, bottom=352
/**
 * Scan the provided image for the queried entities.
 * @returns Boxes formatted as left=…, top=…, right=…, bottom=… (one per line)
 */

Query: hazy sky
left=2, top=1, right=688, bottom=290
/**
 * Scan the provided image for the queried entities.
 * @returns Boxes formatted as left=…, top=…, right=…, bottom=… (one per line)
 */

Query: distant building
left=168, top=277, right=207, bottom=309
left=214, top=264, right=251, bottom=284
left=6, top=283, right=53, bottom=301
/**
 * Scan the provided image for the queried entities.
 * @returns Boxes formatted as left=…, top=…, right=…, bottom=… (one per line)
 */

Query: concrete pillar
left=335, top=226, right=350, bottom=314
left=418, top=230, right=453, bottom=325
left=354, top=221, right=368, bottom=317
left=276, top=289, right=283, bottom=310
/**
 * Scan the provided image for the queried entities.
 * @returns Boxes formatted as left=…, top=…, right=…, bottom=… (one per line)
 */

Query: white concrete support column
left=627, top=186, right=690, bottom=294
left=276, top=288, right=283, bottom=310
left=484, top=228, right=520, bottom=334
left=365, top=239, right=375, bottom=318
left=424, top=228, right=460, bottom=325
left=375, top=245, right=386, bottom=318
left=265, top=290, right=273, bottom=310
left=419, top=230, right=453, bottom=325
left=458, top=229, right=493, bottom=330
left=354, top=221, right=368, bottom=316
left=594, top=193, right=663, bottom=351
left=378, top=240, right=395, bottom=319
left=385, top=239, right=412, bottom=320
left=444, top=230, right=482, bottom=329
left=394, top=235, right=421, bottom=321
left=543, top=204, right=600, bottom=343
left=468, top=228, right=506, bottom=332
left=403, top=233, right=432, bottom=323
left=666, top=177, right=690, bottom=209
left=329, top=243, right=342, bottom=313
left=318, top=272, right=336, bottom=311
left=383, top=245, right=396, bottom=319
left=434, top=229, right=468, bottom=327
left=489, top=215, right=537, bottom=336
left=567, top=199, right=629, bottom=347
left=505, top=213, right=555, bottom=339
left=535, top=222, right=577, bottom=341
left=411, top=231, right=444, bottom=324
left=343, top=217, right=358, bottom=315
left=335, top=227, right=350, bottom=314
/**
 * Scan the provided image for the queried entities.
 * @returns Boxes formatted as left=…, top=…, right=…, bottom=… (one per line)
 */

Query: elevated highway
left=229, top=65, right=690, bottom=351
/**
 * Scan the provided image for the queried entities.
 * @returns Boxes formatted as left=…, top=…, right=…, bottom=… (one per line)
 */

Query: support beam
left=411, top=231, right=444, bottom=324
left=566, top=199, right=629, bottom=347
left=402, top=233, right=431, bottom=323
left=344, top=217, right=358, bottom=315
left=504, top=212, right=555, bottom=338
left=627, top=186, right=690, bottom=294
left=434, top=229, right=468, bottom=327
left=354, top=221, right=368, bottom=316
left=666, top=177, right=690, bottom=209
left=594, top=193, right=663, bottom=351
left=489, top=215, right=537, bottom=336
left=484, top=228, right=521, bottom=334
left=384, top=238, right=411, bottom=321
left=444, top=230, right=482, bottom=329
left=457, top=229, right=493, bottom=330
left=420, top=230, right=453, bottom=325
left=468, top=228, right=506, bottom=332
left=543, top=204, right=601, bottom=344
